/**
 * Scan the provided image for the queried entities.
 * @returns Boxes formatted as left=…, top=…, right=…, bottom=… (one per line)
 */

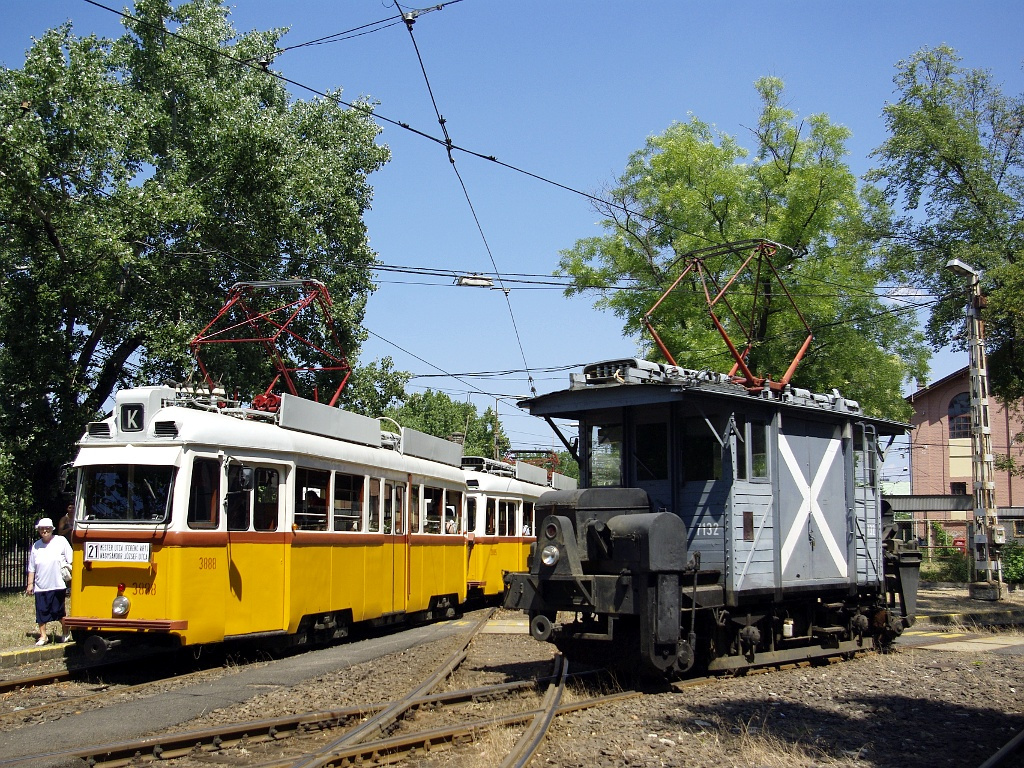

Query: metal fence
left=0, top=516, right=36, bottom=592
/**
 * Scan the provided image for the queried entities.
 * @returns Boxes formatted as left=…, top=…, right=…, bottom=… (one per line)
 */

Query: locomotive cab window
left=81, top=464, right=174, bottom=523
left=680, top=416, right=723, bottom=482
left=634, top=422, right=669, bottom=482
left=588, top=423, right=623, bottom=487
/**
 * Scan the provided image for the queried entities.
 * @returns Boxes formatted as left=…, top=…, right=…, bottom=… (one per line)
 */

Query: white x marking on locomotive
left=778, top=431, right=847, bottom=577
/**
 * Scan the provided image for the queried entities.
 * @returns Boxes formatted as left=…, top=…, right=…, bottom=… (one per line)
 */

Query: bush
left=1002, top=542, right=1024, bottom=584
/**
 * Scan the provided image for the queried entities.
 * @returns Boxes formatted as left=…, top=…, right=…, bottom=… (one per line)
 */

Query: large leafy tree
left=559, top=78, right=927, bottom=418
left=0, top=0, right=392, bottom=518
left=384, top=390, right=510, bottom=460
left=867, top=45, right=1024, bottom=400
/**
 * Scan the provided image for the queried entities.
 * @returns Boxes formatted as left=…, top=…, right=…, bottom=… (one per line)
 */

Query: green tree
left=0, top=0, right=392, bottom=517
left=384, top=391, right=510, bottom=460
left=868, top=45, right=1024, bottom=400
left=559, top=78, right=926, bottom=418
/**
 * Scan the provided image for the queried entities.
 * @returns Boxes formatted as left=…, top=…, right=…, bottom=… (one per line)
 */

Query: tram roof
left=519, top=358, right=908, bottom=435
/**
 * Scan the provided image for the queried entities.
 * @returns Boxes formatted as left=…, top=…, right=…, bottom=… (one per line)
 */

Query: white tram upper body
left=64, top=385, right=565, bottom=658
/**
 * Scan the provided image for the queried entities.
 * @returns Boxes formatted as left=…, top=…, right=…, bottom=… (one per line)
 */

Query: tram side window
left=367, top=479, right=381, bottom=533
left=383, top=481, right=395, bottom=534
left=589, top=423, right=623, bottom=487
left=410, top=484, right=421, bottom=533
left=295, top=467, right=330, bottom=531
left=187, top=458, right=220, bottom=529
left=467, top=497, right=478, bottom=533
left=523, top=502, right=534, bottom=536
left=485, top=498, right=496, bottom=535
left=227, top=466, right=250, bottom=531
left=253, top=468, right=280, bottom=532
left=394, top=484, right=405, bottom=534
left=333, top=471, right=364, bottom=532
left=498, top=500, right=515, bottom=536
left=424, top=486, right=443, bottom=533
left=446, top=490, right=462, bottom=533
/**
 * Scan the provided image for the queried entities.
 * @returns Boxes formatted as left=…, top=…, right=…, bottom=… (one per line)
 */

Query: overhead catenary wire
left=395, top=0, right=538, bottom=396
left=18, top=2, right=955, bottom=441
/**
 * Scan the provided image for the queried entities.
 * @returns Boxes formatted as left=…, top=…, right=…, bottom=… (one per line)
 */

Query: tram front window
left=81, top=465, right=174, bottom=523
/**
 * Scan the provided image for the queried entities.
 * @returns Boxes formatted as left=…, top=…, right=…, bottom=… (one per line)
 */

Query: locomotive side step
left=812, top=625, right=845, bottom=636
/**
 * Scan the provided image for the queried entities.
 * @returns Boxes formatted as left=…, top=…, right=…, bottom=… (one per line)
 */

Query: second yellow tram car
left=63, top=385, right=571, bottom=659
left=462, top=457, right=576, bottom=598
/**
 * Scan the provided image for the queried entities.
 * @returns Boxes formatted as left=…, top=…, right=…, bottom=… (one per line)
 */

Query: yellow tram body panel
left=407, top=535, right=467, bottom=607
left=466, top=536, right=533, bottom=596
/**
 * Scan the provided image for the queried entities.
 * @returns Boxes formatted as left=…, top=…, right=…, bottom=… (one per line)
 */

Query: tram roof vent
left=87, top=422, right=112, bottom=438
left=462, top=456, right=515, bottom=476
left=153, top=421, right=179, bottom=438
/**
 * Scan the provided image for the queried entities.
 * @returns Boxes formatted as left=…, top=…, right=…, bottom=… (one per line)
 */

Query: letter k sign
left=121, top=404, right=144, bottom=432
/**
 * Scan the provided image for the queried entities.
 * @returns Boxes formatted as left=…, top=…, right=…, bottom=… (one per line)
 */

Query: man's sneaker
left=34, top=637, right=47, bottom=646
left=62, top=634, right=73, bottom=643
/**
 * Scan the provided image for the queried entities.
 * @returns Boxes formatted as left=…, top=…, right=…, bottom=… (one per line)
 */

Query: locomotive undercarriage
left=526, top=580, right=909, bottom=678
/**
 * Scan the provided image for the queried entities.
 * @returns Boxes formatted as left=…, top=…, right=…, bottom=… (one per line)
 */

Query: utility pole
left=946, top=258, right=1004, bottom=601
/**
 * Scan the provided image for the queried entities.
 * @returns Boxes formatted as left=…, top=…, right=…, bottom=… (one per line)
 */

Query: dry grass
left=0, top=590, right=40, bottom=649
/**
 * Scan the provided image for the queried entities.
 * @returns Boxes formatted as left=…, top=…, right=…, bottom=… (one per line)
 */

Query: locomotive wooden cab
left=503, top=358, right=922, bottom=676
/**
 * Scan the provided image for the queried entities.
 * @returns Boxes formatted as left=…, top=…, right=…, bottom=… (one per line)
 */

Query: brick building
left=905, top=367, right=1024, bottom=545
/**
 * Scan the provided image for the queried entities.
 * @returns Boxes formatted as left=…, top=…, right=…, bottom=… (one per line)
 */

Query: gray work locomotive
left=503, top=358, right=921, bottom=676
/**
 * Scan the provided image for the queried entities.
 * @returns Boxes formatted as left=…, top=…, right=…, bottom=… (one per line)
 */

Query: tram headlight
left=540, top=544, right=561, bottom=566
left=112, top=583, right=130, bottom=617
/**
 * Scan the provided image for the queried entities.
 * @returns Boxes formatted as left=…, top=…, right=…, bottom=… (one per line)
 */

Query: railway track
left=0, top=648, right=271, bottom=729
left=3, top=615, right=1019, bottom=767
left=0, top=608, right=641, bottom=768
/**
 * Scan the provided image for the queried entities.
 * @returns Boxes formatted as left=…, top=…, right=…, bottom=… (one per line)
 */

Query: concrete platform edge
left=0, top=642, right=74, bottom=668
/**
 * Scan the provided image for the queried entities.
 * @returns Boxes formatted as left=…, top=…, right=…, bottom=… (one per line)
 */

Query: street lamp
left=945, top=258, right=1004, bottom=600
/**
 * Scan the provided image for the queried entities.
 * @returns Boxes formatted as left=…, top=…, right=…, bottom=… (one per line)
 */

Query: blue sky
left=3, top=1, right=1023, bottom=461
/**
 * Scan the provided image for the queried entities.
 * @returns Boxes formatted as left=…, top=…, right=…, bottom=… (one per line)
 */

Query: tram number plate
left=84, top=542, right=151, bottom=562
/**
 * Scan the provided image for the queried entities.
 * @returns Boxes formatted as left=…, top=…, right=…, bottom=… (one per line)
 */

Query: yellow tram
left=63, top=384, right=560, bottom=660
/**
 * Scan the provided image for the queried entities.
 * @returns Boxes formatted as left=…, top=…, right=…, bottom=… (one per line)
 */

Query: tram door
left=224, top=464, right=286, bottom=636
left=390, top=481, right=408, bottom=615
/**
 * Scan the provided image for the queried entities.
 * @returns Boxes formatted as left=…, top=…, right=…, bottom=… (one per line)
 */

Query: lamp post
left=945, top=258, right=1003, bottom=600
